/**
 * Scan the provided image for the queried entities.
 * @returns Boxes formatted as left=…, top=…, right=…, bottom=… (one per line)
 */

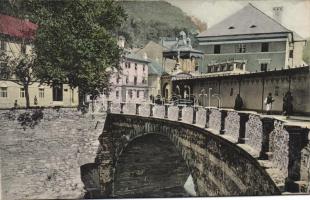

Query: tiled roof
left=198, top=4, right=290, bottom=38
left=0, top=14, right=38, bottom=40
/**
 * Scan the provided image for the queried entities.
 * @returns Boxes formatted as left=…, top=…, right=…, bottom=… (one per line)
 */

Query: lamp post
left=208, top=88, right=212, bottom=107
left=212, top=94, right=221, bottom=108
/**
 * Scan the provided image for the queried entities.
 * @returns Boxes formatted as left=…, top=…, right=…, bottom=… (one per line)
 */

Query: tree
left=22, top=0, right=127, bottom=104
left=0, top=51, right=36, bottom=108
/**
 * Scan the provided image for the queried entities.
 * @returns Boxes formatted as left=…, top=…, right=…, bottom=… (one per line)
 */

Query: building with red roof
left=0, top=14, right=37, bottom=40
left=0, top=13, right=79, bottom=109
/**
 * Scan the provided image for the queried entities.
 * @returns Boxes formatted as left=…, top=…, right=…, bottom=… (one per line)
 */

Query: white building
left=197, top=4, right=307, bottom=74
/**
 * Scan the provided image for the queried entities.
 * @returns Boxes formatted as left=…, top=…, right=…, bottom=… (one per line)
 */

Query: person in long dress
left=265, top=93, right=275, bottom=115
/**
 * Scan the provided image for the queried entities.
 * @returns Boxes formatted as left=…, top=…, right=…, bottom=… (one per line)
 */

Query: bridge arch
left=96, top=113, right=281, bottom=197
left=113, top=133, right=195, bottom=198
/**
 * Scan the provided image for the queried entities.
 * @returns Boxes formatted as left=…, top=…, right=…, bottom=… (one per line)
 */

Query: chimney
left=273, top=7, right=283, bottom=23
left=117, top=35, right=125, bottom=48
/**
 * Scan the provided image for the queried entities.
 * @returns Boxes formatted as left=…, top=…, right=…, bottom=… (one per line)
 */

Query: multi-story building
left=197, top=4, right=306, bottom=74
left=0, top=14, right=78, bottom=108
left=103, top=51, right=150, bottom=104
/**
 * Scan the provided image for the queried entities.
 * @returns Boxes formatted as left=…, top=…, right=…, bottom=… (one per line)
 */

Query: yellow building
left=0, top=14, right=78, bottom=108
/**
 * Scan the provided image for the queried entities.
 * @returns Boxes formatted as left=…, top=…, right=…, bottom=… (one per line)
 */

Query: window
left=39, top=88, right=44, bottom=98
left=236, top=44, right=246, bottom=53
left=126, top=76, right=129, bottom=84
left=20, top=88, right=25, bottom=98
left=21, top=44, right=26, bottom=54
left=289, top=50, right=293, bottom=58
left=228, top=26, right=235, bottom=29
left=116, top=91, right=119, bottom=98
left=261, top=43, right=269, bottom=52
left=116, top=76, right=121, bottom=84
left=52, top=84, right=63, bottom=101
left=144, top=91, right=147, bottom=99
left=250, top=25, right=257, bottom=28
left=128, top=90, right=132, bottom=99
left=134, top=63, right=137, bottom=70
left=0, top=87, right=7, bottom=97
left=125, top=62, right=130, bottom=68
left=142, top=77, right=147, bottom=84
left=0, top=40, right=6, bottom=51
left=134, top=76, right=137, bottom=85
left=143, top=64, right=145, bottom=71
left=261, top=63, right=268, bottom=71
left=208, top=66, right=212, bottom=73
left=214, top=45, right=221, bottom=54
left=137, top=90, right=140, bottom=98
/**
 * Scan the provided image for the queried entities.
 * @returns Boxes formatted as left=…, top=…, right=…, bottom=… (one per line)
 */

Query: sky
left=165, top=0, right=310, bottom=38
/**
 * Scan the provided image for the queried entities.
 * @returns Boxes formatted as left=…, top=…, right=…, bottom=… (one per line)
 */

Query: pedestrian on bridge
left=264, top=93, right=275, bottom=115
left=283, top=91, right=293, bottom=118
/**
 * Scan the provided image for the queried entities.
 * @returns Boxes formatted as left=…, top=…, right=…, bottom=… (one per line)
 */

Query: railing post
left=238, top=112, right=250, bottom=144
left=150, top=104, right=154, bottom=117
left=107, top=101, right=112, bottom=113
left=164, top=104, right=169, bottom=118
left=260, top=117, right=275, bottom=159
left=136, top=103, right=141, bottom=115
left=205, top=108, right=211, bottom=128
left=193, top=106, right=198, bottom=124
left=120, top=102, right=125, bottom=114
left=219, top=110, right=227, bottom=135
left=178, top=105, right=183, bottom=121
left=283, top=125, right=309, bottom=192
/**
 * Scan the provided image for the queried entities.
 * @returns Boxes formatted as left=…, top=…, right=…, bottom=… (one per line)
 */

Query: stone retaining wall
left=0, top=108, right=105, bottom=200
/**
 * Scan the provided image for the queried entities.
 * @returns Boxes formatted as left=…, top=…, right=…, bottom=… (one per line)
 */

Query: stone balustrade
left=106, top=102, right=310, bottom=193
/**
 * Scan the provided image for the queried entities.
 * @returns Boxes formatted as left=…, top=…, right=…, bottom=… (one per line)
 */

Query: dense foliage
left=27, top=0, right=126, bottom=98
left=1, top=0, right=126, bottom=101
left=117, top=1, right=202, bottom=48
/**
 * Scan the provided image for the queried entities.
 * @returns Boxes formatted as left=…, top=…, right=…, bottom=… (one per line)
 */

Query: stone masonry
left=0, top=108, right=105, bottom=200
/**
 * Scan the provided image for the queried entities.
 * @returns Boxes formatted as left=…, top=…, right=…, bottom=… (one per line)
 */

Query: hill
left=118, top=1, right=204, bottom=48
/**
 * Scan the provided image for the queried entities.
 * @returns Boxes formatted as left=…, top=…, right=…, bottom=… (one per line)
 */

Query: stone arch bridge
left=82, top=102, right=310, bottom=198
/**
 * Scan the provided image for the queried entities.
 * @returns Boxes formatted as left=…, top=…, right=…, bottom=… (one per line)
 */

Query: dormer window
left=250, top=25, right=257, bottom=28
left=228, top=26, right=235, bottom=29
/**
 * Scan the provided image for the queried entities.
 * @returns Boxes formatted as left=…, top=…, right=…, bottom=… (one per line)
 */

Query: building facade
left=172, top=66, right=310, bottom=115
left=0, top=14, right=78, bottom=108
left=102, top=52, right=150, bottom=104
left=197, top=4, right=306, bottom=74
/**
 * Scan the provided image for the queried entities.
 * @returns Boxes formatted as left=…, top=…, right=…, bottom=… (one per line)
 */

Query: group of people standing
left=234, top=91, right=294, bottom=117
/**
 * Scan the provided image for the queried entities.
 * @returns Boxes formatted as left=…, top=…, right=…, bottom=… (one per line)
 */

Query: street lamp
left=212, top=94, right=221, bottom=108
left=208, top=88, right=212, bottom=107
left=198, top=93, right=208, bottom=107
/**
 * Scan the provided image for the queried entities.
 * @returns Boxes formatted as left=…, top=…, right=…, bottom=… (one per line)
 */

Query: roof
left=198, top=4, right=290, bottom=38
left=163, top=32, right=204, bottom=59
left=0, top=14, right=38, bottom=40
left=125, top=53, right=150, bottom=63
left=292, top=31, right=305, bottom=42
left=148, top=60, right=165, bottom=75
left=173, top=66, right=310, bottom=82
left=135, top=41, right=167, bottom=62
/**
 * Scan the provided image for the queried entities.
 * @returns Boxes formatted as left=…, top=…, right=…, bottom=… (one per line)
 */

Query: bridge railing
left=106, top=101, right=310, bottom=193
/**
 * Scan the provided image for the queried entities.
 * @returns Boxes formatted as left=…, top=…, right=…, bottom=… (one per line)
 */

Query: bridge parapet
left=102, top=101, right=310, bottom=194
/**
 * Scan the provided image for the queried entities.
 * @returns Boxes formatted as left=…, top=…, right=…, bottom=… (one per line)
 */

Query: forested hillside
left=117, top=1, right=204, bottom=48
